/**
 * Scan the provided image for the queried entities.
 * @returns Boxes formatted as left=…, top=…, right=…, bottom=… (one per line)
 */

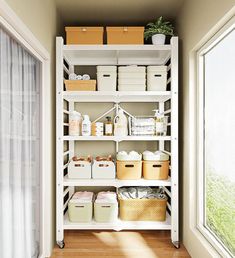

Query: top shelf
left=62, top=42, right=173, bottom=66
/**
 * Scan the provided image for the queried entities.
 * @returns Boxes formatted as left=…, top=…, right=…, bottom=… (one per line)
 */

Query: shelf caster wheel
left=172, top=241, right=180, bottom=249
left=57, top=240, right=65, bottom=249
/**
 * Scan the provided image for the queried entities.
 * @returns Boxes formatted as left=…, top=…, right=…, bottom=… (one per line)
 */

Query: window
left=197, top=18, right=235, bottom=257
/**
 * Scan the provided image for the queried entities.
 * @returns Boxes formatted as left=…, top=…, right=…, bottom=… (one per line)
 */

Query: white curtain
left=0, top=27, right=40, bottom=258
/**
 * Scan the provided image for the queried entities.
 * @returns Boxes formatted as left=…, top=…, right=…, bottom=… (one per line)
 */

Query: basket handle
left=98, top=164, right=109, bottom=167
left=81, top=27, right=87, bottom=32
left=75, top=205, right=85, bottom=208
left=75, top=164, right=85, bottom=167
left=153, top=164, right=162, bottom=168
left=154, top=74, right=162, bottom=77
left=123, top=27, right=128, bottom=32
left=125, top=164, right=134, bottom=168
left=101, top=205, right=111, bottom=208
left=103, top=74, right=111, bottom=77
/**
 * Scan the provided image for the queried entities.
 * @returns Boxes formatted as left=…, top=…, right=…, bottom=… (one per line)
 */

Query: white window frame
left=0, top=1, right=51, bottom=257
left=196, top=14, right=235, bottom=258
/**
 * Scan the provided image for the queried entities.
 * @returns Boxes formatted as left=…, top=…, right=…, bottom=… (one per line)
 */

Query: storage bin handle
left=101, top=205, right=111, bottom=208
left=103, top=74, right=111, bottom=77
left=75, top=164, right=85, bottom=167
left=125, top=164, right=134, bottom=168
left=153, top=164, right=162, bottom=168
left=154, top=74, right=162, bottom=77
left=81, top=27, right=87, bottom=32
left=123, top=27, right=128, bottom=32
left=98, top=164, right=109, bottom=167
left=75, top=205, right=85, bottom=208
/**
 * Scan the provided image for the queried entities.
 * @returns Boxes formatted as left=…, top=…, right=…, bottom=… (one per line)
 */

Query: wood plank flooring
left=51, top=230, right=191, bottom=258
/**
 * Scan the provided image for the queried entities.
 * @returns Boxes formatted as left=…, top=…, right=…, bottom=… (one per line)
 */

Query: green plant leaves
left=144, top=16, right=174, bottom=40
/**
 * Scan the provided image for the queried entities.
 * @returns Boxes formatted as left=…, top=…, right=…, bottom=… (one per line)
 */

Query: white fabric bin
left=68, top=157, right=92, bottom=179
left=92, top=159, right=116, bottom=179
left=97, top=66, right=117, bottom=91
left=147, top=66, right=167, bottom=91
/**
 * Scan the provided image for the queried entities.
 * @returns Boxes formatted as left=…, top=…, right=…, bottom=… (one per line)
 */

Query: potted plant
left=144, top=16, right=174, bottom=45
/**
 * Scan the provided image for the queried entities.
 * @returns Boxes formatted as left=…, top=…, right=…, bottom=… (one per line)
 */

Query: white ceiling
left=55, top=0, right=185, bottom=26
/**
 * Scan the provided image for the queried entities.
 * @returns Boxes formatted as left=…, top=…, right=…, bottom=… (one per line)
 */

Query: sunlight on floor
left=94, top=232, right=158, bottom=258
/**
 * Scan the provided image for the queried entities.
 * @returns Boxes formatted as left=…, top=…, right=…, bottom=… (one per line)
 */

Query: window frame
left=196, top=16, right=235, bottom=258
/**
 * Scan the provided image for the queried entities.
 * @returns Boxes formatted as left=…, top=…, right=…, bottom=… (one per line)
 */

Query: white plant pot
left=152, top=34, right=166, bottom=45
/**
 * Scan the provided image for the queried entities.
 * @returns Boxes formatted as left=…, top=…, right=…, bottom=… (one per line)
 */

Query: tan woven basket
left=143, top=160, right=169, bottom=180
left=119, top=197, right=167, bottom=221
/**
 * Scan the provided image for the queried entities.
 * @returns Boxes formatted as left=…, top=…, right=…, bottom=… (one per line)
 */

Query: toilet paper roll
left=76, top=75, right=83, bottom=80
left=82, top=74, right=90, bottom=80
left=69, top=73, right=77, bottom=80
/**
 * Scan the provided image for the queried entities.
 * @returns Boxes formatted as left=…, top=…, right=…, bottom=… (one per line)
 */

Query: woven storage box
left=116, top=160, right=142, bottom=179
left=107, top=27, right=144, bottom=44
left=94, top=202, right=118, bottom=222
left=119, top=197, right=167, bottom=221
left=143, top=160, right=169, bottom=180
left=64, top=80, right=96, bottom=91
left=65, top=27, right=104, bottom=45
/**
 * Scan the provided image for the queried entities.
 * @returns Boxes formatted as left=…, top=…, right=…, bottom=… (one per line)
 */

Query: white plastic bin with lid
left=68, top=192, right=94, bottom=222
left=118, top=84, right=146, bottom=91
left=94, top=192, right=118, bottom=222
left=97, top=66, right=117, bottom=91
left=118, top=66, right=146, bottom=73
left=147, top=66, right=167, bottom=91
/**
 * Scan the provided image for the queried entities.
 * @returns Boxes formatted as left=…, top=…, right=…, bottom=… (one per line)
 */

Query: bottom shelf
left=64, top=212, right=171, bottom=231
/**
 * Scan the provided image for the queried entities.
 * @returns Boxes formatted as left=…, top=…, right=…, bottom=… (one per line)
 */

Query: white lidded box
left=68, top=192, right=94, bottom=222
left=118, top=66, right=146, bottom=73
left=118, top=84, right=146, bottom=91
left=147, top=66, right=167, bottom=91
left=68, top=156, right=92, bottom=179
left=97, top=66, right=117, bottom=91
left=92, top=156, right=115, bottom=179
left=94, top=192, right=118, bottom=222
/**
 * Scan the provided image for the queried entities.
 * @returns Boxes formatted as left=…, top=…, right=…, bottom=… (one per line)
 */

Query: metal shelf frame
left=56, top=36, right=179, bottom=248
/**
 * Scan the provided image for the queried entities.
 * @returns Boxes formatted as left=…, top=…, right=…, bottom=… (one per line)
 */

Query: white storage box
left=147, top=66, right=167, bottom=91
left=118, top=84, right=146, bottom=91
left=94, top=192, right=118, bottom=222
left=97, top=66, right=117, bottom=91
left=118, top=72, right=145, bottom=79
left=118, top=78, right=146, bottom=85
left=92, top=156, right=115, bottom=179
left=68, top=192, right=94, bottom=222
left=68, top=156, right=92, bottom=179
left=118, top=66, right=146, bottom=73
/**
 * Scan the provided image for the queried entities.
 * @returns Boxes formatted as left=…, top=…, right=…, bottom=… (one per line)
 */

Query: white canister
left=69, top=111, right=82, bottom=136
left=82, top=115, right=91, bottom=136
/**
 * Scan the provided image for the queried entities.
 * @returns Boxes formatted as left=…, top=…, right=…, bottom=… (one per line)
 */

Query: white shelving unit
left=56, top=36, right=179, bottom=249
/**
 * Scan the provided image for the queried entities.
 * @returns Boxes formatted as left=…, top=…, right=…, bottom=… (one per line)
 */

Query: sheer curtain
left=0, top=27, right=40, bottom=258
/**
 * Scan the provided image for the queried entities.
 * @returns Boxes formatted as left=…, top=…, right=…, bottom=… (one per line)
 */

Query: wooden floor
left=51, top=230, right=191, bottom=258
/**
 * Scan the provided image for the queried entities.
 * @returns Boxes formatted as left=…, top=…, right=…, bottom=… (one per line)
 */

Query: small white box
left=92, top=159, right=116, bottom=179
left=118, top=84, right=146, bottom=91
left=68, top=158, right=92, bottom=179
left=118, top=72, right=146, bottom=79
left=97, top=66, right=117, bottom=91
left=147, top=66, right=167, bottom=91
left=94, top=201, right=118, bottom=222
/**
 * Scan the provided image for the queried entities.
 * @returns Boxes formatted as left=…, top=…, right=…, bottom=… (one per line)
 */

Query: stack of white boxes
left=118, top=66, right=146, bottom=91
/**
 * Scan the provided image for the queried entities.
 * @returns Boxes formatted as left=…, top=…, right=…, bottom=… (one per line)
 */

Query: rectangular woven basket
left=119, top=197, right=167, bottom=221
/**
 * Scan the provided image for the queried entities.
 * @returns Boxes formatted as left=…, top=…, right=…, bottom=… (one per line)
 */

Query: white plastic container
left=82, top=115, right=91, bottom=136
left=68, top=156, right=92, bottom=179
left=97, top=66, right=117, bottom=91
left=69, top=111, right=82, bottom=136
left=114, top=109, right=128, bottom=136
left=147, top=66, right=167, bottom=91
left=92, top=157, right=115, bottom=179
left=68, top=192, right=94, bottom=222
left=118, top=66, right=146, bottom=73
left=94, top=192, right=118, bottom=222
left=118, top=72, right=145, bottom=79
left=118, top=77, right=146, bottom=85
left=118, top=84, right=146, bottom=91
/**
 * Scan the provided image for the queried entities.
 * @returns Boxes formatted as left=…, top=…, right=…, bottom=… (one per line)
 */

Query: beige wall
left=4, top=0, right=63, bottom=256
left=177, top=1, right=235, bottom=257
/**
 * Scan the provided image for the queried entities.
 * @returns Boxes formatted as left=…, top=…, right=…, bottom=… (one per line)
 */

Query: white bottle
left=114, top=109, right=128, bottom=136
left=69, top=111, right=82, bottom=136
left=153, top=110, right=168, bottom=136
left=82, top=115, right=91, bottom=136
